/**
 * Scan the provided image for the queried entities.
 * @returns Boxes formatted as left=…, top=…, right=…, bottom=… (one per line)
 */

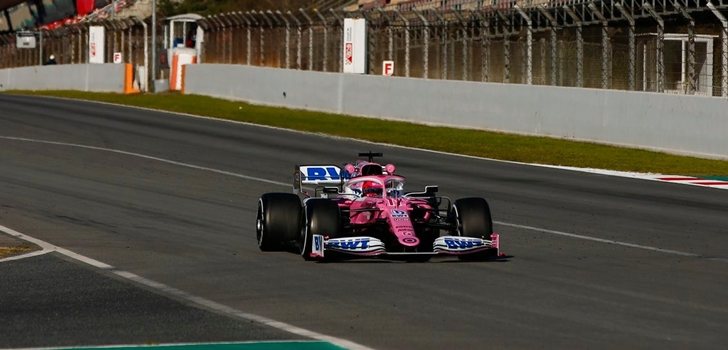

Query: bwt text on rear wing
left=293, top=165, right=350, bottom=194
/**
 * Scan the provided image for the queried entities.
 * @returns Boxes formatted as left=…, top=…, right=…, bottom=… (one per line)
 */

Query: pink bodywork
left=337, top=175, right=433, bottom=247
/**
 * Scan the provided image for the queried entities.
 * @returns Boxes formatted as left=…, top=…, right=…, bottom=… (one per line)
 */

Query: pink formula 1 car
left=256, top=153, right=501, bottom=262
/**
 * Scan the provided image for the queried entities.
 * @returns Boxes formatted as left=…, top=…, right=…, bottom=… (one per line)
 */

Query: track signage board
left=16, top=31, right=36, bottom=49
left=89, top=26, right=105, bottom=64
left=343, top=18, right=366, bottom=74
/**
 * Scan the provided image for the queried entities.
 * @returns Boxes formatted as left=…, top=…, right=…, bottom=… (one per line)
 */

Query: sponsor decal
left=312, top=234, right=324, bottom=258
left=402, top=237, right=418, bottom=244
left=391, top=210, right=408, bottom=218
left=345, top=43, right=353, bottom=65
left=307, top=166, right=340, bottom=181
left=325, top=237, right=386, bottom=255
left=444, top=237, right=484, bottom=249
left=433, top=236, right=491, bottom=254
left=299, top=166, right=346, bottom=184
left=327, top=238, right=370, bottom=250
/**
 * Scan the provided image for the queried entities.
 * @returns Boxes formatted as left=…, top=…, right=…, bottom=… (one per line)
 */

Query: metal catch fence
left=1, top=0, right=727, bottom=98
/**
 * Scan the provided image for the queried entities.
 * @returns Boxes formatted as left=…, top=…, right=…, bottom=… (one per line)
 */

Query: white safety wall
left=0, top=64, right=127, bottom=92
left=184, top=64, right=728, bottom=160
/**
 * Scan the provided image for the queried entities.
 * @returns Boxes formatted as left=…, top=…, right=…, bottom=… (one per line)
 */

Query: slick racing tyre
left=451, top=197, right=493, bottom=239
left=300, top=199, right=341, bottom=261
left=451, top=197, right=495, bottom=260
left=256, top=193, right=302, bottom=251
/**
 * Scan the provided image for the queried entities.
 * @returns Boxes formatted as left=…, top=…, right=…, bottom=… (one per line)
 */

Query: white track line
left=24, top=340, right=336, bottom=350
left=0, top=224, right=372, bottom=350
left=0, top=136, right=708, bottom=261
left=0, top=136, right=289, bottom=187
left=0, top=249, right=51, bottom=263
left=494, top=221, right=699, bottom=257
left=0, top=224, right=113, bottom=269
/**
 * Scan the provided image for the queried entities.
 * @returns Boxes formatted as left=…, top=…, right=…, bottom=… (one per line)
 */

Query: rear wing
left=294, top=165, right=349, bottom=194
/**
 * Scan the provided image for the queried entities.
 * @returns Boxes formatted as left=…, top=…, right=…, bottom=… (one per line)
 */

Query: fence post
left=515, top=5, right=532, bottom=85
left=258, top=11, right=273, bottom=66
left=120, top=21, right=126, bottom=63
left=210, top=15, right=225, bottom=63
left=454, top=10, right=468, bottom=81
left=132, top=17, right=148, bottom=91
left=564, top=6, right=583, bottom=88
left=263, top=11, right=280, bottom=67
left=38, top=30, right=44, bottom=65
left=708, top=1, right=728, bottom=97
left=243, top=12, right=257, bottom=65
left=127, top=19, right=135, bottom=64
left=644, top=3, right=665, bottom=92
left=299, top=9, right=314, bottom=71
left=287, top=11, right=302, bottom=70
left=496, top=10, right=511, bottom=84
left=679, top=6, right=696, bottom=94
left=394, top=9, right=410, bottom=77
left=589, top=3, right=610, bottom=90
left=314, top=9, right=328, bottom=72
left=329, top=9, right=344, bottom=73
left=377, top=8, right=393, bottom=61
left=538, top=7, right=558, bottom=86
left=430, top=10, right=446, bottom=80
left=615, top=3, right=635, bottom=91
left=414, top=10, right=429, bottom=79
left=252, top=12, right=264, bottom=65
left=238, top=12, right=251, bottom=65
left=473, top=11, right=490, bottom=83
left=274, top=10, right=291, bottom=69
left=358, top=10, right=376, bottom=75
left=225, top=12, right=241, bottom=64
left=110, top=20, right=119, bottom=63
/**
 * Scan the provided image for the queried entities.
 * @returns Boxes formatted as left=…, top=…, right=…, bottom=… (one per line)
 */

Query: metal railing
left=1, top=0, right=727, bottom=98
left=0, top=17, right=151, bottom=68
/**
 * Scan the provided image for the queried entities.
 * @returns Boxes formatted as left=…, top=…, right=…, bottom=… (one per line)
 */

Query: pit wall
left=0, top=64, right=134, bottom=93
left=183, top=64, right=728, bottom=160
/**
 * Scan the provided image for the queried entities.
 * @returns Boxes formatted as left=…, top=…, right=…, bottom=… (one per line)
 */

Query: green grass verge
left=7, top=90, right=728, bottom=176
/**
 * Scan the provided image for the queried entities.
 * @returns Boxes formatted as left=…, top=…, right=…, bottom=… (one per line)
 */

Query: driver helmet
left=362, top=181, right=383, bottom=196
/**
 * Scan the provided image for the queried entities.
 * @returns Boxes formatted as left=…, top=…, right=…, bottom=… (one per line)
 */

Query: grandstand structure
left=1, top=0, right=727, bottom=98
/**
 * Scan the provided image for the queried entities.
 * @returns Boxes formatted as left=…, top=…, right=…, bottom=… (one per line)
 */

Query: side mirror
left=323, top=187, right=339, bottom=194
left=425, top=185, right=439, bottom=195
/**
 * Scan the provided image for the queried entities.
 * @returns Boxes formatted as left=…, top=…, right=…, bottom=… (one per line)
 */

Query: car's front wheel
left=450, top=197, right=496, bottom=260
left=300, top=198, right=341, bottom=260
left=451, top=197, right=493, bottom=238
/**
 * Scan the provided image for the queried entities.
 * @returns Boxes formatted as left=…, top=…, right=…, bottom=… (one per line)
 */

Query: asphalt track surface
left=0, top=253, right=306, bottom=348
left=1, top=94, right=727, bottom=349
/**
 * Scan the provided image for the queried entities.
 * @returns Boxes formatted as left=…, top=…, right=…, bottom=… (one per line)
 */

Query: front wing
left=308, top=234, right=500, bottom=260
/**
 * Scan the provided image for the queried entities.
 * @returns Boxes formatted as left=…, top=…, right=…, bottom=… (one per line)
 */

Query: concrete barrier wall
left=0, top=64, right=126, bottom=93
left=185, top=64, right=728, bottom=159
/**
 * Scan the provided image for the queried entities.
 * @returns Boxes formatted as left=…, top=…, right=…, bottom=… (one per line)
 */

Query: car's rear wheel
left=300, top=198, right=341, bottom=260
left=451, top=197, right=496, bottom=260
left=256, top=193, right=302, bottom=251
